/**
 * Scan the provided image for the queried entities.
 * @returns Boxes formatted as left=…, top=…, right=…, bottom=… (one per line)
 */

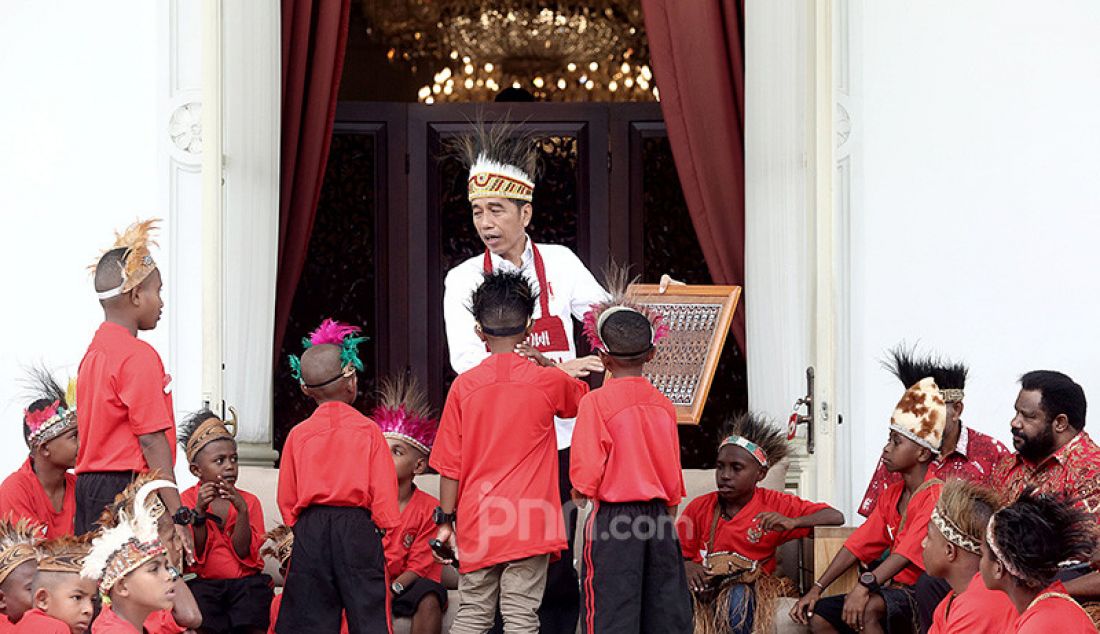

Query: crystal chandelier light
left=361, top=1, right=657, bottom=103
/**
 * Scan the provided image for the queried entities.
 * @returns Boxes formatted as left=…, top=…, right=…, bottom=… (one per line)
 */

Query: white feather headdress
left=82, top=479, right=174, bottom=591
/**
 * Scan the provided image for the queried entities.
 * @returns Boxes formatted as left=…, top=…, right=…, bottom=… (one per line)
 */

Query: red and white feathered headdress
left=582, top=264, right=669, bottom=356
left=372, top=374, right=438, bottom=455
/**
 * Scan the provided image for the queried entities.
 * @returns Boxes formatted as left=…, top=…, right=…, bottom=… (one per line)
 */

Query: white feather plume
left=133, top=479, right=175, bottom=542
left=469, top=154, right=534, bottom=188
left=81, top=515, right=135, bottom=581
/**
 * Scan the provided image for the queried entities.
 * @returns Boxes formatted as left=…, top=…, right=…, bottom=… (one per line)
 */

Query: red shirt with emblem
left=570, top=377, right=686, bottom=506
left=11, top=609, right=69, bottom=633
left=927, top=572, right=1016, bottom=634
left=992, top=432, right=1100, bottom=521
left=676, top=489, right=829, bottom=574
left=277, top=401, right=400, bottom=530
left=382, top=486, right=443, bottom=583
left=844, top=473, right=941, bottom=585
left=181, top=485, right=265, bottom=579
left=76, top=322, right=175, bottom=474
left=0, top=458, right=76, bottom=538
left=1012, top=581, right=1095, bottom=633
left=430, top=353, right=588, bottom=573
left=859, top=425, right=1008, bottom=517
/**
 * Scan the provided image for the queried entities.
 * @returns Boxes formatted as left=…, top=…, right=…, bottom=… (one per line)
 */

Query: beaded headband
left=83, top=480, right=174, bottom=592
left=930, top=507, right=982, bottom=555
left=985, top=513, right=1029, bottom=582
left=93, top=219, right=160, bottom=300
left=720, top=434, right=769, bottom=468
left=0, top=519, right=40, bottom=584
left=184, top=414, right=237, bottom=463
left=468, top=156, right=535, bottom=202
left=941, top=388, right=965, bottom=403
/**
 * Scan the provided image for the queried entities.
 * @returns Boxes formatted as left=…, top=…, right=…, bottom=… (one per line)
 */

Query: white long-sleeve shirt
left=443, top=236, right=608, bottom=448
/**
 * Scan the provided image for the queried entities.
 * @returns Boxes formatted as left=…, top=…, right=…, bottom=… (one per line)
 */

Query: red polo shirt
left=76, top=322, right=175, bottom=474
left=181, top=485, right=265, bottom=579
left=859, top=425, right=1008, bottom=517
left=676, top=489, right=828, bottom=575
left=928, top=572, right=1016, bottom=633
left=430, top=353, right=588, bottom=573
left=11, top=609, right=68, bottom=633
left=382, top=487, right=443, bottom=583
left=91, top=607, right=141, bottom=633
left=0, top=458, right=76, bottom=538
left=1012, top=581, right=1095, bottom=632
left=844, top=473, right=941, bottom=585
left=277, top=401, right=400, bottom=530
left=570, top=377, right=686, bottom=506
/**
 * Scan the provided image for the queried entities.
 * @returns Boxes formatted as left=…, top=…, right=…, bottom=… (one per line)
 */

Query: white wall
left=0, top=1, right=200, bottom=485
left=845, top=0, right=1100, bottom=514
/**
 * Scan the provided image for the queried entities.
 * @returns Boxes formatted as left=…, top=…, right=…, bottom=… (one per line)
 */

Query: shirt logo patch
left=403, top=532, right=415, bottom=549
left=163, top=374, right=173, bottom=394
left=746, top=520, right=764, bottom=544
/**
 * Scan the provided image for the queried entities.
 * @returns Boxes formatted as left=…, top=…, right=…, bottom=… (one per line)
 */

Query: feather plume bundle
left=581, top=262, right=668, bottom=352
left=372, top=375, right=438, bottom=454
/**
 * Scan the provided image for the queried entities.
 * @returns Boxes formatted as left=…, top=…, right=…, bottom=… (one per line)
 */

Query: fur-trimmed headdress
left=178, top=408, right=237, bottom=463
left=22, top=366, right=78, bottom=450
left=0, top=519, right=41, bottom=584
left=82, top=479, right=174, bottom=592
left=719, top=412, right=789, bottom=469
left=890, top=377, right=946, bottom=453
left=883, top=344, right=968, bottom=404
left=452, top=117, right=538, bottom=203
left=582, top=263, right=667, bottom=357
left=372, top=375, right=438, bottom=455
left=92, top=218, right=160, bottom=300
left=37, top=534, right=92, bottom=574
left=261, top=525, right=293, bottom=568
left=287, top=319, right=368, bottom=388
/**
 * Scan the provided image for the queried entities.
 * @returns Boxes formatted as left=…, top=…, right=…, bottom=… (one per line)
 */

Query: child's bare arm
left=139, top=431, right=195, bottom=565
left=169, top=577, right=203, bottom=629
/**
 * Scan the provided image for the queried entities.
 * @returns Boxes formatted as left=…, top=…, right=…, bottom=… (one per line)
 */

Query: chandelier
left=361, top=1, right=657, bottom=103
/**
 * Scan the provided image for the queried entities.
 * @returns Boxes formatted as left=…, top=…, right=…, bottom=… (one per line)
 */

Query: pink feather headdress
left=288, top=318, right=368, bottom=382
left=582, top=263, right=670, bottom=354
left=22, top=367, right=78, bottom=450
left=371, top=375, right=438, bottom=454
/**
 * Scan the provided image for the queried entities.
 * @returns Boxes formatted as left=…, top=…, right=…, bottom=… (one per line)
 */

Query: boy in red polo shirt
left=0, top=369, right=79, bottom=538
left=678, top=414, right=843, bottom=634
left=15, top=535, right=96, bottom=634
left=792, top=377, right=947, bottom=634
left=920, top=480, right=1015, bottom=634
left=431, top=270, right=589, bottom=634
left=276, top=319, right=400, bottom=633
left=178, top=410, right=272, bottom=633
left=569, top=293, right=691, bottom=633
left=76, top=220, right=189, bottom=564
left=0, top=519, right=40, bottom=630
left=981, top=490, right=1097, bottom=633
left=374, top=376, right=446, bottom=634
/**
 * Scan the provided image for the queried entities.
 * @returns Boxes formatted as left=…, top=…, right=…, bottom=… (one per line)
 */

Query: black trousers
left=74, top=471, right=136, bottom=535
left=579, top=500, right=693, bottom=634
left=915, top=574, right=951, bottom=634
left=276, top=506, right=388, bottom=634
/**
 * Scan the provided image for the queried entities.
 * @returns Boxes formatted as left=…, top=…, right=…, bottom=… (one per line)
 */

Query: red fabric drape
left=642, top=0, right=747, bottom=353
left=274, top=0, right=352, bottom=360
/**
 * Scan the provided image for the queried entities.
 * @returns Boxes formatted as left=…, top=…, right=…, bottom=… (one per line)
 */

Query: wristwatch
left=172, top=506, right=195, bottom=526
left=391, top=581, right=406, bottom=596
left=432, top=506, right=456, bottom=525
left=858, top=571, right=881, bottom=593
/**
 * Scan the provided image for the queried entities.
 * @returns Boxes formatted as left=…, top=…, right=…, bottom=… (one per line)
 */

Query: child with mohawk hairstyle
left=0, top=519, right=41, bottom=629
left=277, top=319, right=399, bottom=633
left=94, top=473, right=201, bottom=634
left=919, top=480, right=1015, bottom=633
left=981, top=489, right=1097, bottom=632
left=261, top=526, right=348, bottom=634
left=0, top=368, right=79, bottom=538
left=177, top=409, right=272, bottom=634
left=15, top=535, right=95, bottom=633
left=432, top=270, right=589, bottom=634
left=569, top=264, right=692, bottom=634
left=76, top=220, right=190, bottom=566
left=375, top=375, right=446, bottom=634
left=678, top=413, right=843, bottom=634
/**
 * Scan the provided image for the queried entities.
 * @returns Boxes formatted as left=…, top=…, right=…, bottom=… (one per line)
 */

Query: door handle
left=792, top=367, right=815, bottom=454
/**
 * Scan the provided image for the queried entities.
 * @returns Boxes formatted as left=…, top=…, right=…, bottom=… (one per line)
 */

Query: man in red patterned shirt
left=859, top=346, right=1008, bottom=518
left=991, top=370, right=1100, bottom=601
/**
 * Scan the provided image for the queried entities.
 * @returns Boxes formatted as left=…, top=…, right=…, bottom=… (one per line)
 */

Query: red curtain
left=642, top=0, right=746, bottom=354
left=274, top=0, right=351, bottom=360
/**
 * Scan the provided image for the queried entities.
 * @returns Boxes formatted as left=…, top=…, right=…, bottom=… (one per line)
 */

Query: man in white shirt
left=442, top=130, right=607, bottom=633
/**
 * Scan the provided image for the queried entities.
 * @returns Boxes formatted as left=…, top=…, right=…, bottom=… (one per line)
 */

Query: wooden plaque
left=627, top=284, right=742, bottom=424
